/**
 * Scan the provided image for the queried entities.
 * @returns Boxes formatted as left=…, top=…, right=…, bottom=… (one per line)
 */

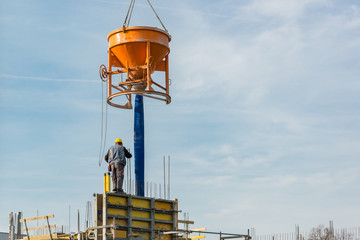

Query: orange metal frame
left=101, top=26, right=171, bottom=109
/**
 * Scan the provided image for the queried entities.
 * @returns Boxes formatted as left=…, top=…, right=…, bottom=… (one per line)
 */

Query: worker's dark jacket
left=105, top=145, right=132, bottom=165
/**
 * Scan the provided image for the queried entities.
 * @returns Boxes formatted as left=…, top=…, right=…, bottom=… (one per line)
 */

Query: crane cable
left=127, top=0, right=136, bottom=27
left=145, top=0, right=168, bottom=32
left=123, top=0, right=168, bottom=32
left=123, top=0, right=136, bottom=28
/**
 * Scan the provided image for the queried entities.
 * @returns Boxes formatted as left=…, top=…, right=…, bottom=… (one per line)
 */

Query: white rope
left=98, top=81, right=105, bottom=166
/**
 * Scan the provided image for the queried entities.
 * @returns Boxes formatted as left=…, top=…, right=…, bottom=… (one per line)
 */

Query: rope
left=146, top=0, right=168, bottom=32
left=102, top=97, right=108, bottom=162
left=98, top=80, right=104, bottom=166
left=98, top=80, right=109, bottom=166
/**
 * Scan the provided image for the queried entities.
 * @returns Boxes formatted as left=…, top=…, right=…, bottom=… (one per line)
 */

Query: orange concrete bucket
left=101, top=26, right=172, bottom=109
left=108, top=26, right=171, bottom=80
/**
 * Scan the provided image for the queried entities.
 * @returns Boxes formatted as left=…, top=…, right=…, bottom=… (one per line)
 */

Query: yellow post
left=104, top=173, right=107, bottom=193
left=106, top=172, right=111, bottom=192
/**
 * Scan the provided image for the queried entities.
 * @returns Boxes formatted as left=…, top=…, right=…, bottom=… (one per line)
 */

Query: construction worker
left=105, top=138, right=132, bottom=193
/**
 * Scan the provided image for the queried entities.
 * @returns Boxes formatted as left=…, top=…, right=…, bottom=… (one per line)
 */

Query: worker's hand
left=121, top=169, right=124, bottom=176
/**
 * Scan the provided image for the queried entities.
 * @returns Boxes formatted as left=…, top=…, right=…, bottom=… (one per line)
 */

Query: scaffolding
left=10, top=192, right=251, bottom=240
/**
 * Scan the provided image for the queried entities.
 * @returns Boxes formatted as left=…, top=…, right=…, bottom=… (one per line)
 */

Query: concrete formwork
left=94, top=192, right=178, bottom=240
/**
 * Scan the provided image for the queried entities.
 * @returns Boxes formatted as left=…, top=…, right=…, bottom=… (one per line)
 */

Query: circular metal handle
left=99, top=64, right=108, bottom=82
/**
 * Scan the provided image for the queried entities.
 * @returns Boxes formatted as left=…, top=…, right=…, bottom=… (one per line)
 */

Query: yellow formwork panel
left=107, top=218, right=127, bottom=226
left=154, top=213, right=172, bottom=221
left=102, top=193, right=178, bottom=240
left=160, top=235, right=172, bottom=240
left=108, top=208, right=127, bottom=216
left=154, top=201, right=172, bottom=211
left=132, top=198, right=150, bottom=208
left=108, top=195, right=127, bottom=205
left=132, top=220, right=150, bottom=228
left=155, top=223, right=172, bottom=240
left=114, top=230, right=127, bottom=238
left=132, top=210, right=150, bottom=218
left=132, top=232, right=149, bottom=240
left=155, top=223, right=172, bottom=230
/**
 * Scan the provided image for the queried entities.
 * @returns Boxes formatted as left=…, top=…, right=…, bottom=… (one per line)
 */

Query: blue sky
left=1, top=0, right=360, bottom=237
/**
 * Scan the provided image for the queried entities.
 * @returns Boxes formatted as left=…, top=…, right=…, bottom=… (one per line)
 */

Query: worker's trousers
left=110, top=163, right=125, bottom=191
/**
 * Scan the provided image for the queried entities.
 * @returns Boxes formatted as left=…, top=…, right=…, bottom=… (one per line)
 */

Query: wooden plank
left=178, top=220, right=194, bottom=224
left=9, top=212, right=14, bottom=240
left=190, top=228, right=206, bottom=232
left=22, top=233, right=58, bottom=240
left=17, top=212, right=22, bottom=239
left=20, top=215, right=54, bottom=222
left=189, top=236, right=205, bottom=239
left=22, top=225, right=56, bottom=232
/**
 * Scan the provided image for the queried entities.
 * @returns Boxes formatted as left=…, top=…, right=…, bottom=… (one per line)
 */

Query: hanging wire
left=102, top=90, right=109, bottom=162
left=98, top=81, right=109, bottom=166
left=98, top=80, right=105, bottom=166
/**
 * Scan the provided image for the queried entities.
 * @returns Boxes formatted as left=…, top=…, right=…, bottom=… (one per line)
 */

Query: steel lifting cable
left=146, top=0, right=168, bottom=32
left=123, top=0, right=168, bottom=32
left=127, top=0, right=136, bottom=27
left=123, top=0, right=136, bottom=27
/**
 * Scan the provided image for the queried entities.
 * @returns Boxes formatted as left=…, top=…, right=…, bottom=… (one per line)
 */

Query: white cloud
left=240, top=153, right=278, bottom=167
left=242, top=0, right=330, bottom=20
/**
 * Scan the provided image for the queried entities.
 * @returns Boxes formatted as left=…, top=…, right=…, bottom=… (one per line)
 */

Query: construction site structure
left=9, top=173, right=252, bottom=240
left=8, top=2, right=253, bottom=240
left=10, top=208, right=251, bottom=240
left=93, top=192, right=178, bottom=240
